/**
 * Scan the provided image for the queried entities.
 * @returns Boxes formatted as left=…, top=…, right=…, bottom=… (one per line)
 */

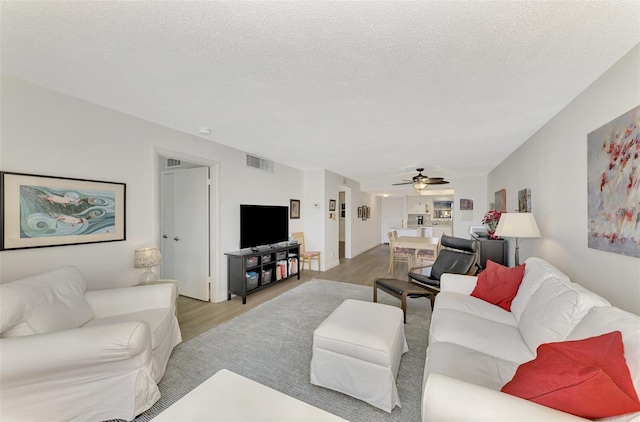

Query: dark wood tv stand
left=225, top=243, right=300, bottom=304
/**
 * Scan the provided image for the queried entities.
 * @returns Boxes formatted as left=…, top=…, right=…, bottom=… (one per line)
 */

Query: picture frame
left=517, top=189, right=531, bottom=212
left=366, top=205, right=371, bottom=219
left=460, top=198, right=473, bottom=211
left=1, top=171, right=126, bottom=250
left=362, top=205, right=368, bottom=221
left=587, top=105, right=640, bottom=257
left=329, top=199, right=336, bottom=211
left=494, top=189, right=506, bottom=212
left=357, top=206, right=362, bottom=218
left=290, top=199, right=300, bottom=219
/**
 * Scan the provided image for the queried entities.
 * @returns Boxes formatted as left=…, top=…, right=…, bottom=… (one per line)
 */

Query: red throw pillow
left=470, top=260, right=525, bottom=311
left=501, top=331, right=640, bottom=419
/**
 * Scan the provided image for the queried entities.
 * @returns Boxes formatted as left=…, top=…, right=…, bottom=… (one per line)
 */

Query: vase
left=486, top=229, right=499, bottom=240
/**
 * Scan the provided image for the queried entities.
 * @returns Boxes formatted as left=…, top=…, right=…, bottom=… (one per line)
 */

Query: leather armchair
left=408, top=234, right=479, bottom=288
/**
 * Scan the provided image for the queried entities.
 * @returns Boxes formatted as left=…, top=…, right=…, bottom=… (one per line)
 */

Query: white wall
left=303, top=169, right=381, bottom=271
left=450, top=175, right=488, bottom=238
left=0, top=75, right=304, bottom=302
left=488, top=44, right=640, bottom=314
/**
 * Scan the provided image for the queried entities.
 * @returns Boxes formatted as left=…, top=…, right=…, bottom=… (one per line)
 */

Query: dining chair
left=387, top=232, right=414, bottom=276
left=291, top=232, right=321, bottom=276
left=414, top=236, right=440, bottom=266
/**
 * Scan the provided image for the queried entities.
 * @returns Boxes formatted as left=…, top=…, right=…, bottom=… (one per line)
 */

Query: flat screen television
left=240, top=204, right=289, bottom=249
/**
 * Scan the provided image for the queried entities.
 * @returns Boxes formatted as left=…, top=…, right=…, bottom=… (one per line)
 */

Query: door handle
left=174, top=237, right=180, bottom=241
left=163, top=234, right=168, bottom=239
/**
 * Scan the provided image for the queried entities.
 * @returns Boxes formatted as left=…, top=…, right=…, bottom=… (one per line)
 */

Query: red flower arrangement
left=482, top=210, right=502, bottom=239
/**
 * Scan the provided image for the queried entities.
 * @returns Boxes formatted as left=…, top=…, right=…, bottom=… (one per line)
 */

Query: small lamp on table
left=134, top=246, right=162, bottom=284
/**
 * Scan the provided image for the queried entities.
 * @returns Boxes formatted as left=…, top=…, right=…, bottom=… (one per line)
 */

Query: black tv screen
left=240, top=205, right=289, bottom=249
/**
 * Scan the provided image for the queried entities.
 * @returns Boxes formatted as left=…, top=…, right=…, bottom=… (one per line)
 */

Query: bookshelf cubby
left=225, top=243, right=300, bottom=304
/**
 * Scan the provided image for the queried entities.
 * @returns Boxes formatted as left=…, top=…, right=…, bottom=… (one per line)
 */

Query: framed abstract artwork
left=1, top=172, right=126, bottom=250
left=460, top=198, right=474, bottom=211
left=494, top=189, right=506, bottom=212
left=587, top=105, right=640, bottom=257
left=518, top=189, right=531, bottom=212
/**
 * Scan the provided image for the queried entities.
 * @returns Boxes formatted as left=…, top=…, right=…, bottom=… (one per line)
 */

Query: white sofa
left=422, top=257, right=640, bottom=421
left=0, top=266, right=182, bottom=422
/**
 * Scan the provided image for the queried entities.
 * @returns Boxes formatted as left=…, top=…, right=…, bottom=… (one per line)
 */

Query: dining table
left=395, top=236, right=439, bottom=250
left=394, top=236, right=439, bottom=267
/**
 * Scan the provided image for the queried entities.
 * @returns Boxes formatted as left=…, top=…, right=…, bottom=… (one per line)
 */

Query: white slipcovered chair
left=0, top=266, right=182, bottom=422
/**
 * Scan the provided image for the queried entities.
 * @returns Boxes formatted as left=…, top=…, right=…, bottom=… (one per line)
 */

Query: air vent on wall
left=166, top=158, right=182, bottom=168
left=246, top=154, right=273, bottom=172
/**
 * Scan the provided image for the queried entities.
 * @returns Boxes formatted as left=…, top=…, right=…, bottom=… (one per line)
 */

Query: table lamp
left=494, top=213, right=541, bottom=266
left=134, top=246, right=162, bottom=283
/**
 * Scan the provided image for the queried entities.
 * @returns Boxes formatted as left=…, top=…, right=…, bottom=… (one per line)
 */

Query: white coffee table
left=152, top=369, right=347, bottom=421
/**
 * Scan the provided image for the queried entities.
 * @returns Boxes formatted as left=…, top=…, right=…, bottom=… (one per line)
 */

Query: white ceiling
left=2, top=1, right=639, bottom=196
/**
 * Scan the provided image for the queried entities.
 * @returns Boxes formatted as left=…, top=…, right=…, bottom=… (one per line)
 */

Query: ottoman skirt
left=310, top=299, right=408, bottom=412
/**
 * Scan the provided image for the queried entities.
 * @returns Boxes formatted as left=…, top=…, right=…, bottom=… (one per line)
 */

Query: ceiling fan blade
left=392, top=181, right=413, bottom=186
left=425, top=180, right=450, bottom=185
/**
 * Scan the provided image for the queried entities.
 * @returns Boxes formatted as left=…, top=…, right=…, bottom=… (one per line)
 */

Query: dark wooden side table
left=471, top=234, right=508, bottom=269
left=373, top=278, right=438, bottom=323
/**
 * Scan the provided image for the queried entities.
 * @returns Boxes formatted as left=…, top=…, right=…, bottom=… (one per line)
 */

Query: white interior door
left=161, top=167, right=210, bottom=301
left=382, top=198, right=405, bottom=243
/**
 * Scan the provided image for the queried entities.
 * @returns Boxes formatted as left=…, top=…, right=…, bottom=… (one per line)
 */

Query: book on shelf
left=288, top=257, right=298, bottom=275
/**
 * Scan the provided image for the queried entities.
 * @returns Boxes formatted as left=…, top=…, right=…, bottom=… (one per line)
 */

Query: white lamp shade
left=134, top=247, right=162, bottom=268
left=494, top=213, right=541, bottom=238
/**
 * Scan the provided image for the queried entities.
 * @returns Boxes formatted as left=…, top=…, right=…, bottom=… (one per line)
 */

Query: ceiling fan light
left=413, top=180, right=427, bottom=190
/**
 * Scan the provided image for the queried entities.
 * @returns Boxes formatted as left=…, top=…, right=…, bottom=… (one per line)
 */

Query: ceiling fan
left=392, top=168, right=449, bottom=190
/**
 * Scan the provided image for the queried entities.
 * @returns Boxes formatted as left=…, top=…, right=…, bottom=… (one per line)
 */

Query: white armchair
left=0, top=266, right=182, bottom=422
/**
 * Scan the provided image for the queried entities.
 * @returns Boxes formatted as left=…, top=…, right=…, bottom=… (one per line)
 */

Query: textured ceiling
left=2, top=1, right=639, bottom=195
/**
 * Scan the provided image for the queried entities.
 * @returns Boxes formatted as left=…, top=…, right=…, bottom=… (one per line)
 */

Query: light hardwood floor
left=177, top=243, right=405, bottom=341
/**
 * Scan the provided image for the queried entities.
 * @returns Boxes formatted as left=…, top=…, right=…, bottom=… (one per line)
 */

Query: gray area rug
left=134, top=279, right=431, bottom=422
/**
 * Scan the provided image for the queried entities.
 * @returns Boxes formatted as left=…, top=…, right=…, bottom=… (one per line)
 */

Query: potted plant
left=481, top=210, right=502, bottom=239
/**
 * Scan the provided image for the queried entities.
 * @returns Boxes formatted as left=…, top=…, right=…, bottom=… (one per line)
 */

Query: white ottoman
left=310, top=299, right=408, bottom=412
left=153, top=369, right=347, bottom=421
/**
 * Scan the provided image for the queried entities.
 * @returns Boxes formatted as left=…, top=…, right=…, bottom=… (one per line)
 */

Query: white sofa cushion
left=84, top=308, right=173, bottom=350
left=426, top=342, right=520, bottom=391
left=518, top=278, right=611, bottom=353
left=435, top=292, right=518, bottom=327
left=510, top=257, right=570, bottom=322
left=430, top=308, right=535, bottom=363
left=568, top=306, right=640, bottom=399
left=1, top=266, right=94, bottom=338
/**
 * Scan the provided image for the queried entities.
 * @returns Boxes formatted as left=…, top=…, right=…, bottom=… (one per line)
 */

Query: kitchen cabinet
left=432, top=200, right=453, bottom=220
left=406, top=196, right=430, bottom=215
left=393, top=228, right=420, bottom=237
left=432, top=225, right=452, bottom=239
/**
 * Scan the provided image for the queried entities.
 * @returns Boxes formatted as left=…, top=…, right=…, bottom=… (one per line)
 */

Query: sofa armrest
left=422, top=373, right=588, bottom=421
left=86, top=283, right=177, bottom=318
left=0, top=322, right=151, bottom=384
left=439, top=273, right=478, bottom=295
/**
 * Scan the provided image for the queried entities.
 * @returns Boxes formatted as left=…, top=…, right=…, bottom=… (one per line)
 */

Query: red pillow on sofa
left=470, top=260, right=525, bottom=311
left=501, top=331, right=640, bottom=419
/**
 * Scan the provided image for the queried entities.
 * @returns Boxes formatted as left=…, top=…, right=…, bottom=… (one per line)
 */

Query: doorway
left=339, top=191, right=346, bottom=259
left=160, top=156, right=211, bottom=301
